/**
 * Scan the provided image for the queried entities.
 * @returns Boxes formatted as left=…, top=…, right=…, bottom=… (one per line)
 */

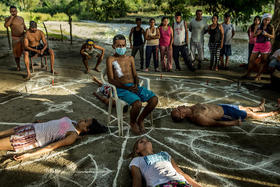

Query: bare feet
left=130, top=123, right=141, bottom=135
left=254, top=76, right=261, bottom=81
left=16, top=67, right=21, bottom=71
left=50, top=70, right=58, bottom=75
left=92, top=76, right=98, bottom=82
left=259, top=98, right=266, bottom=112
left=94, top=67, right=101, bottom=72
left=138, top=120, right=146, bottom=134
left=24, top=74, right=32, bottom=81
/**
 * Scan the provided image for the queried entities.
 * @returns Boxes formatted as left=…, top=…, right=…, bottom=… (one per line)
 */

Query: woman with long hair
left=247, top=16, right=261, bottom=66
left=242, top=13, right=275, bottom=81
left=159, top=17, right=174, bottom=72
left=128, top=137, right=201, bottom=187
left=208, top=14, right=224, bottom=71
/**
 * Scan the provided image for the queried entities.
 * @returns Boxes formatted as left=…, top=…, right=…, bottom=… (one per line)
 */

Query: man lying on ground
left=171, top=99, right=280, bottom=126
left=4, top=5, right=27, bottom=71
left=23, top=21, right=57, bottom=80
left=80, top=39, right=105, bottom=73
left=92, top=76, right=128, bottom=112
left=0, top=117, right=107, bottom=160
left=106, top=34, right=158, bottom=134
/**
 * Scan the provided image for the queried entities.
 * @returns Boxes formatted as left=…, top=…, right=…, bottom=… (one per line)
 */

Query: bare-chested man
left=4, top=6, right=27, bottom=71
left=24, top=21, right=57, bottom=80
left=80, top=39, right=105, bottom=73
left=171, top=99, right=280, bottom=126
left=106, top=34, right=158, bottom=134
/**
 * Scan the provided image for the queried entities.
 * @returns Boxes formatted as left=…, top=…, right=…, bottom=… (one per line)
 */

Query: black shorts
left=27, top=44, right=50, bottom=57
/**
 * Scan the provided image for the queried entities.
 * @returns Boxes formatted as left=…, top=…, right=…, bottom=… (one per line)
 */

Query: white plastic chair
left=101, top=68, right=153, bottom=136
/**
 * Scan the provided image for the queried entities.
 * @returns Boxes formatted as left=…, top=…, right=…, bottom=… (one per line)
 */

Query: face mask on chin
left=115, top=47, right=126, bottom=56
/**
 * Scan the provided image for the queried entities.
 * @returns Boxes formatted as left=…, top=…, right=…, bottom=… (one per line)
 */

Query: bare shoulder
left=106, top=56, right=115, bottom=64
left=4, top=16, right=10, bottom=21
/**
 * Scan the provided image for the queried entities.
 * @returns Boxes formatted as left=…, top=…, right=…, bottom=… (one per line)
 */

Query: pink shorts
left=252, top=42, right=271, bottom=54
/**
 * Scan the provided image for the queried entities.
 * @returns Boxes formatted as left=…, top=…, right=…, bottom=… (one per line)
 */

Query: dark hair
left=149, top=18, right=155, bottom=23
left=171, top=109, right=184, bottom=123
left=81, top=118, right=108, bottom=136
left=29, top=21, right=37, bottom=28
left=212, top=14, right=219, bottom=20
left=113, top=34, right=126, bottom=45
left=10, top=6, right=16, bottom=9
left=260, top=19, right=273, bottom=35
left=136, top=18, right=141, bottom=22
left=175, top=12, right=181, bottom=17
left=196, top=9, right=202, bottom=14
left=161, top=16, right=168, bottom=22
left=128, top=137, right=146, bottom=159
left=224, top=13, right=231, bottom=18
left=250, top=16, right=261, bottom=31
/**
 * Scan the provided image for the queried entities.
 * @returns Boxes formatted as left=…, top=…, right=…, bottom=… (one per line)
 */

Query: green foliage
left=161, top=0, right=192, bottom=23
left=191, top=0, right=274, bottom=24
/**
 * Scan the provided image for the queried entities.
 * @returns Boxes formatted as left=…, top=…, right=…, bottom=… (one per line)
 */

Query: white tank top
left=146, top=28, right=159, bottom=46
left=173, top=21, right=186, bottom=46
left=34, top=117, right=78, bottom=147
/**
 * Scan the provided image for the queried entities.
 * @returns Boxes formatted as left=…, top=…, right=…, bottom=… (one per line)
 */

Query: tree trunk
left=272, top=0, right=280, bottom=52
left=69, top=15, right=73, bottom=45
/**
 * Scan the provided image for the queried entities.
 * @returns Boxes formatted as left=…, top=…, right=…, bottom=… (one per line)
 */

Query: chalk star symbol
left=35, top=101, right=73, bottom=117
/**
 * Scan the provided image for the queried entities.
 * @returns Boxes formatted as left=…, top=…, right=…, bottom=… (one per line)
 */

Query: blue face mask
left=115, top=47, right=126, bottom=55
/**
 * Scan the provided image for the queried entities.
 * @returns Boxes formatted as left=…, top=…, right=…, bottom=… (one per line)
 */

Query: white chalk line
left=1, top=135, right=107, bottom=172
left=112, top=128, right=129, bottom=187
left=178, top=165, right=280, bottom=187
left=189, top=135, right=280, bottom=177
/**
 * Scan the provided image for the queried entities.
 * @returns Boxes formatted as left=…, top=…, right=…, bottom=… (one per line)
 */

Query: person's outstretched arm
left=171, top=159, right=201, bottom=187
left=94, top=45, right=105, bottom=57
left=131, top=166, right=142, bottom=187
left=14, top=132, right=78, bottom=160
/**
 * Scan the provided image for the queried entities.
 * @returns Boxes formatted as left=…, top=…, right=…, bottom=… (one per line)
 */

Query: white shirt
left=273, top=49, right=280, bottom=58
left=129, top=152, right=187, bottom=187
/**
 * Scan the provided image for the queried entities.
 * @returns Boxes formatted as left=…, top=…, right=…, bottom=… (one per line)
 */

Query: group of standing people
left=243, top=13, right=279, bottom=81
left=129, top=10, right=237, bottom=73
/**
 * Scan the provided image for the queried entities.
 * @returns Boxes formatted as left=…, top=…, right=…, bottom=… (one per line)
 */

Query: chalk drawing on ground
left=35, top=101, right=73, bottom=117
left=28, top=154, right=113, bottom=187
left=1, top=74, right=280, bottom=186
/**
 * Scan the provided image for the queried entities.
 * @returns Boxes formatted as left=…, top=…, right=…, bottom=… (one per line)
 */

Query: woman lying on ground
left=0, top=117, right=108, bottom=160
left=129, top=137, right=201, bottom=187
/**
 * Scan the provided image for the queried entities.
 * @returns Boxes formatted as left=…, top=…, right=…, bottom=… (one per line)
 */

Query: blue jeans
left=145, top=45, right=159, bottom=69
left=173, top=45, right=194, bottom=71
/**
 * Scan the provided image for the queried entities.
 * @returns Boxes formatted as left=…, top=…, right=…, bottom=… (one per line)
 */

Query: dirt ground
left=0, top=37, right=280, bottom=187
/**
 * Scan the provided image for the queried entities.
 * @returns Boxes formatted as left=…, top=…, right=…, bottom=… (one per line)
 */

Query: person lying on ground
left=129, top=137, right=201, bottom=187
left=23, top=21, right=57, bottom=80
left=92, top=76, right=128, bottom=112
left=4, top=5, right=27, bottom=71
left=268, top=48, right=280, bottom=74
left=0, top=117, right=108, bottom=160
left=171, top=99, right=280, bottom=126
left=80, top=39, right=105, bottom=73
left=106, top=34, right=158, bottom=135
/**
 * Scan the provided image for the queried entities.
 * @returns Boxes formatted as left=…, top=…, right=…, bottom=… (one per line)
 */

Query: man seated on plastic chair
left=23, top=21, right=57, bottom=80
left=106, top=34, right=158, bottom=135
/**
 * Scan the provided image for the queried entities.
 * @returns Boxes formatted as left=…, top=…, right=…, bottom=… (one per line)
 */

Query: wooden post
left=6, top=27, right=11, bottom=50
left=60, top=24, right=63, bottom=41
left=43, top=22, right=49, bottom=40
left=69, top=15, right=73, bottom=45
left=272, top=0, right=280, bottom=52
